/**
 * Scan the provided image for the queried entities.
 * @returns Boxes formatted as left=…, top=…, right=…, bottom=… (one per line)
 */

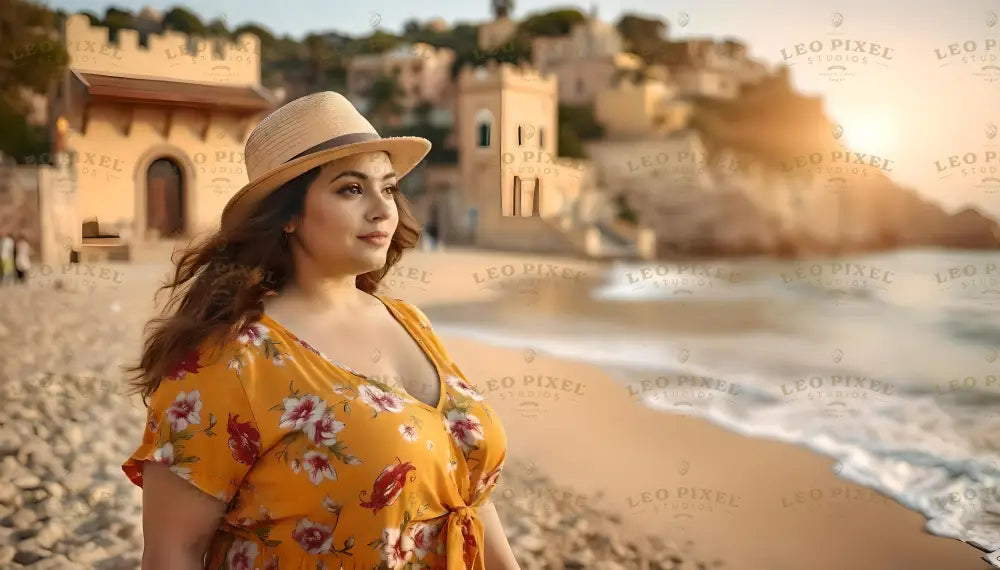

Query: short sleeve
left=121, top=339, right=262, bottom=504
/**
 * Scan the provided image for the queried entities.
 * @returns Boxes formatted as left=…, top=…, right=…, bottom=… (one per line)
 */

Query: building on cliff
left=346, top=42, right=457, bottom=127
left=530, top=9, right=643, bottom=105
left=23, top=14, right=276, bottom=264
left=411, top=61, right=654, bottom=258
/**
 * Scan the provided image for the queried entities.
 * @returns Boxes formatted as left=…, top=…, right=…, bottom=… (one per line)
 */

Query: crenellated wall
left=457, top=61, right=556, bottom=92
left=64, top=14, right=260, bottom=86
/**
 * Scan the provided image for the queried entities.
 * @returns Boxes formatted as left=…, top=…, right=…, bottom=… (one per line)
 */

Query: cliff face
left=654, top=69, right=1000, bottom=257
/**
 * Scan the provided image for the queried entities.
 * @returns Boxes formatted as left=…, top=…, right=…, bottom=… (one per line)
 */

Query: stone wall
left=64, top=14, right=261, bottom=86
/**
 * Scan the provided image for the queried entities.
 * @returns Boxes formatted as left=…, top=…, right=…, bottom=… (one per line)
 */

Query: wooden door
left=146, top=159, right=183, bottom=238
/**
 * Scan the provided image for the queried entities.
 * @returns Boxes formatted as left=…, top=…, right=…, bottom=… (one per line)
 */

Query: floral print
left=123, top=295, right=507, bottom=569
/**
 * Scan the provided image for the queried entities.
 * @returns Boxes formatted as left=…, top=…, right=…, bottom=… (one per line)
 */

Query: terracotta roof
left=75, top=72, right=274, bottom=114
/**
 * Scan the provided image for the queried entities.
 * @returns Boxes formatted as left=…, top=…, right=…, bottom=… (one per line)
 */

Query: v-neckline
left=260, top=292, right=448, bottom=414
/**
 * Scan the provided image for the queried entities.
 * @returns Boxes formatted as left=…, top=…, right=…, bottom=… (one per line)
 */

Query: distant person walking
left=0, top=233, right=15, bottom=286
left=14, top=234, right=31, bottom=284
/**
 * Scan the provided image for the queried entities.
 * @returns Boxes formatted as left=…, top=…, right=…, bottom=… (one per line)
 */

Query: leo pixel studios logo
left=931, top=122, right=1000, bottom=194
left=779, top=12, right=895, bottom=83
left=932, top=11, right=1000, bottom=84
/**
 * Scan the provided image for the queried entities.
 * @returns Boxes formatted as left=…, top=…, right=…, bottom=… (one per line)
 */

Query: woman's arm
left=140, top=461, right=227, bottom=570
left=479, top=500, right=522, bottom=570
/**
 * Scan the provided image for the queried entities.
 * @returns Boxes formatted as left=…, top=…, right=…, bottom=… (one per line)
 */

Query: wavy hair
left=122, top=159, right=423, bottom=405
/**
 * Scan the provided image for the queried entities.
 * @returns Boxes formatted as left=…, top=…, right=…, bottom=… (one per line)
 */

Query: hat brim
left=220, top=136, right=432, bottom=232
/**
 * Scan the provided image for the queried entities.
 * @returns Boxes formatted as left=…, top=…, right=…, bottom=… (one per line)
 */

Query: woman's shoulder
left=382, top=295, right=432, bottom=329
left=169, top=317, right=287, bottom=382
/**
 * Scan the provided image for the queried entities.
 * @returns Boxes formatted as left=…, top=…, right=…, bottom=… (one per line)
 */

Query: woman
left=122, top=92, right=518, bottom=570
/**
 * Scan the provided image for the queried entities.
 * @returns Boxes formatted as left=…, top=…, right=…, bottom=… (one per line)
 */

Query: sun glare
left=835, top=111, right=900, bottom=157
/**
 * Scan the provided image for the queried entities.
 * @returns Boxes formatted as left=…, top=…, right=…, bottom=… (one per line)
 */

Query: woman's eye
left=384, top=185, right=399, bottom=194
left=339, top=184, right=363, bottom=195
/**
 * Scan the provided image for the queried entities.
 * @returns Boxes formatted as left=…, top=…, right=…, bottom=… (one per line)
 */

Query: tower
left=492, top=0, right=513, bottom=20
left=457, top=62, right=579, bottom=249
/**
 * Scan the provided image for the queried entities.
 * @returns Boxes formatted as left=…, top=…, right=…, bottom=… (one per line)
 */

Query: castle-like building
left=40, top=14, right=274, bottom=263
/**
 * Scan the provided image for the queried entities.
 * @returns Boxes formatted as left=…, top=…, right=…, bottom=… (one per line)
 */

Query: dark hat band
left=286, top=132, right=382, bottom=163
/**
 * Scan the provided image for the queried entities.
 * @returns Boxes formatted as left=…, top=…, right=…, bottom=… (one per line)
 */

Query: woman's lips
left=358, top=234, right=389, bottom=245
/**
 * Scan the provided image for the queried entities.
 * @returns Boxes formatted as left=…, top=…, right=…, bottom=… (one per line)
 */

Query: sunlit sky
left=41, top=0, right=1000, bottom=218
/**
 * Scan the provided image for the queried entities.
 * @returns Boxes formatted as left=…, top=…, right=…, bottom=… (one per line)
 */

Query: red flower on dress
left=359, top=459, right=416, bottom=514
left=167, top=348, right=202, bottom=380
left=227, top=413, right=261, bottom=465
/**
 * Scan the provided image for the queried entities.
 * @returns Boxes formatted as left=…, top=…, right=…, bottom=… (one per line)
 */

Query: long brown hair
left=122, top=160, right=423, bottom=406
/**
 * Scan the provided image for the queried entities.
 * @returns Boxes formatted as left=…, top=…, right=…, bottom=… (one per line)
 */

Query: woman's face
left=291, top=151, right=399, bottom=277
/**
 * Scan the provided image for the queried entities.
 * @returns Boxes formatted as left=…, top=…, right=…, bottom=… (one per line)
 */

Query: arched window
left=474, top=108, right=494, bottom=148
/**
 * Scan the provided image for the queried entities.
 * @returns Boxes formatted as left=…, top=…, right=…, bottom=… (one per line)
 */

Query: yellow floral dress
left=122, top=294, right=508, bottom=570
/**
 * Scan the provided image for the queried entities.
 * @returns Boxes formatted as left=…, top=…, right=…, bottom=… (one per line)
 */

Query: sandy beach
left=0, top=244, right=992, bottom=569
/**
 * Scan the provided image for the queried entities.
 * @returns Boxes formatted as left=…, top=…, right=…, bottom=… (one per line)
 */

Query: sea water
left=427, top=247, right=1000, bottom=556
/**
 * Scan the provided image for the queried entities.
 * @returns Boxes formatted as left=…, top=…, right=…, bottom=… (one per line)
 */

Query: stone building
left=659, top=38, right=770, bottom=99
left=593, top=77, right=692, bottom=139
left=43, top=14, right=274, bottom=263
left=347, top=42, right=457, bottom=122
left=414, top=61, right=647, bottom=257
left=530, top=11, right=642, bottom=105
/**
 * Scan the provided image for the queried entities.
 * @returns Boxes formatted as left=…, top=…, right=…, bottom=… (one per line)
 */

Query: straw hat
left=220, top=91, right=432, bottom=232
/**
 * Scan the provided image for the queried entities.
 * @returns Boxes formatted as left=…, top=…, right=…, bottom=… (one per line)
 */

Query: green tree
left=162, top=7, right=205, bottom=36
left=102, top=6, right=134, bottom=39
left=369, top=76, right=404, bottom=129
left=0, top=0, right=68, bottom=160
left=77, top=10, right=101, bottom=26
left=414, top=100, right=434, bottom=125
left=402, top=19, right=422, bottom=35
left=519, top=9, right=585, bottom=37
left=205, top=17, right=229, bottom=37
left=304, top=34, right=331, bottom=90
left=359, top=30, right=401, bottom=54
left=233, top=23, right=276, bottom=47
left=557, top=104, right=603, bottom=158
left=615, top=14, right=667, bottom=59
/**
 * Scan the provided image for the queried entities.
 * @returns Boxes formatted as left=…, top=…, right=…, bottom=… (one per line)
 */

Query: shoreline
left=436, top=332, right=990, bottom=570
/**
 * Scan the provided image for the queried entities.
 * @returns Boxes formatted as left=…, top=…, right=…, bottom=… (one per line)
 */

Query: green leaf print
left=254, top=526, right=283, bottom=548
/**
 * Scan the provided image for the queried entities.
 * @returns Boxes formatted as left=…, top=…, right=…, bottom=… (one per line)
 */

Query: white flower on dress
left=426, top=440, right=434, bottom=452
left=152, top=443, right=191, bottom=480
left=302, top=450, right=337, bottom=485
left=165, top=390, right=202, bottom=431
left=357, top=384, right=406, bottom=414
left=381, top=526, right=415, bottom=568
left=398, top=424, right=418, bottom=442
left=445, top=374, right=484, bottom=401
left=279, top=394, right=327, bottom=431
left=304, top=412, right=346, bottom=446
left=444, top=409, right=484, bottom=451
left=152, top=442, right=174, bottom=465
left=290, top=459, right=301, bottom=474
left=225, top=538, right=259, bottom=570
left=238, top=322, right=271, bottom=347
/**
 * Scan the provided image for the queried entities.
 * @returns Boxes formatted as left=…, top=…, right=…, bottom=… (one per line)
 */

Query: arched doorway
left=146, top=158, right=184, bottom=238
